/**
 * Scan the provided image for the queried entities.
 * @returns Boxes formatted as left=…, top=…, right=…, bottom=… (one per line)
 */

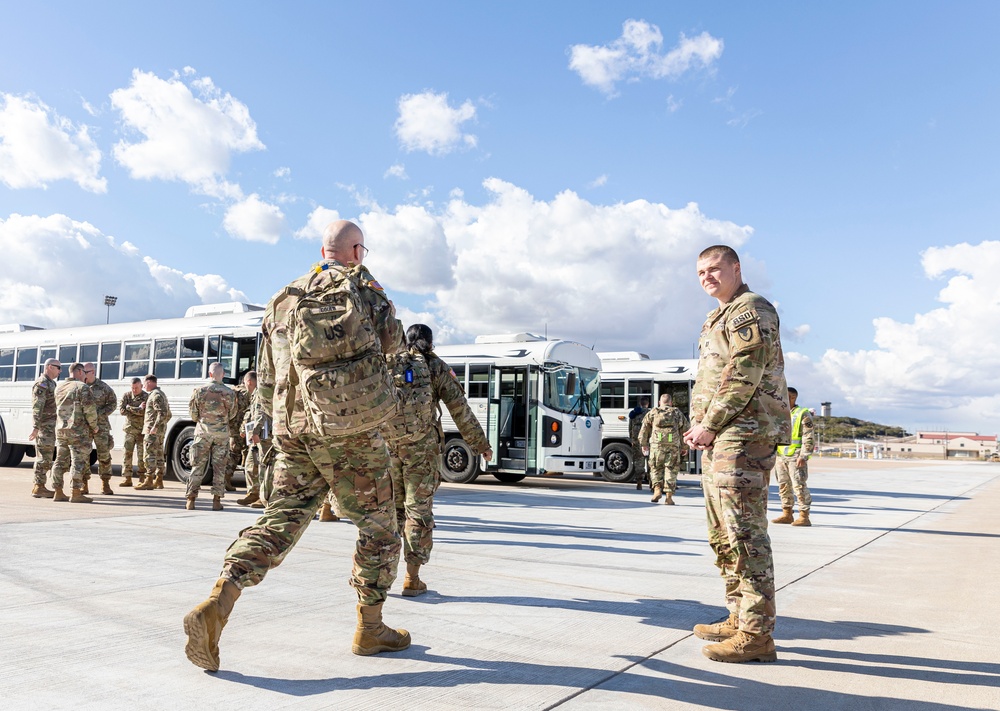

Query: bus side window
left=468, top=365, right=489, bottom=399
left=180, top=336, right=205, bottom=379
left=154, top=339, right=178, bottom=379
left=100, top=342, right=122, bottom=380
left=80, top=344, right=99, bottom=364
left=15, top=347, right=37, bottom=381
left=600, top=381, right=624, bottom=409
left=628, top=379, right=652, bottom=408
left=59, top=345, right=78, bottom=374
left=0, top=348, right=13, bottom=382
left=123, top=342, right=151, bottom=378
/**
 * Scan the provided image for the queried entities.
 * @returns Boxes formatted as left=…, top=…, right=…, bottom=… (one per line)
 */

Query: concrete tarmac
left=1, top=457, right=998, bottom=710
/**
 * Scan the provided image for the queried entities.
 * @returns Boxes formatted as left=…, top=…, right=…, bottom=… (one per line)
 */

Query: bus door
left=489, top=365, right=529, bottom=473
left=220, top=336, right=259, bottom=384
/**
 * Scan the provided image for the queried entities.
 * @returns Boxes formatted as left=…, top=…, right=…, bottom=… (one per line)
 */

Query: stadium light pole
left=104, top=295, right=117, bottom=324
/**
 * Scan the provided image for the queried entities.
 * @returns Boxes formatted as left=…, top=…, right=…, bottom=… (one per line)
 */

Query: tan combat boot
left=318, top=501, right=339, bottom=522
left=352, top=602, right=411, bottom=656
left=402, top=562, right=427, bottom=597
left=153, top=473, right=164, bottom=489
left=183, top=578, right=241, bottom=671
left=771, top=507, right=794, bottom=524
left=32, top=483, right=55, bottom=498
left=650, top=484, right=663, bottom=503
left=791, top=510, right=811, bottom=527
left=224, top=472, right=236, bottom=492
left=212, top=495, right=223, bottom=511
left=702, top=630, right=777, bottom=663
left=70, top=486, right=93, bottom=504
left=101, top=479, right=114, bottom=495
left=664, top=492, right=675, bottom=505
left=250, top=499, right=265, bottom=509
left=236, top=491, right=259, bottom=507
left=120, top=476, right=133, bottom=487
left=134, top=474, right=155, bottom=490
left=52, top=485, right=69, bottom=502
left=81, top=478, right=90, bottom=495
left=186, top=496, right=196, bottom=510
left=693, top=612, right=739, bottom=642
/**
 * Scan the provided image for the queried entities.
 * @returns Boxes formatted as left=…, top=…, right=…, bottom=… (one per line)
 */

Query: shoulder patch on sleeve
left=367, top=280, right=384, bottom=291
left=729, top=309, right=758, bottom=330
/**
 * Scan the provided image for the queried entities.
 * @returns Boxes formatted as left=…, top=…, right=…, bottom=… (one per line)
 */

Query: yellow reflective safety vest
left=778, top=406, right=810, bottom=457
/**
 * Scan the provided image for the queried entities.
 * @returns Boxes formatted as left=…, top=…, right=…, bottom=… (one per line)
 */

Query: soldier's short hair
left=787, top=386, right=798, bottom=396
left=244, top=370, right=257, bottom=383
left=698, top=245, right=740, bottom=264
left=640, top=397, right=650, bottom=406
left=145, top=374, right=157, bottom=383
left=208, top=362, right=224, bottom=377
left=44, top=358, right=61, bottom=369
left=69, top=362, right=84, bottom=375
left=131, top=377, right=142, bottom=385
left=660, top=392, right=673, bottom=404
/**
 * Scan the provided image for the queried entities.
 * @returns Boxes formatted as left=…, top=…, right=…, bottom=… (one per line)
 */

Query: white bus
left=434, top=334, right=605, bottom=484
left=597, top=352, right=698, bottom=481
left=0, top=303, right=261, bottom=481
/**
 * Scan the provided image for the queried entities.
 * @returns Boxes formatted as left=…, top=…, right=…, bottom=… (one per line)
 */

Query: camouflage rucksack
left=286, top=263, right=397, bottom=437
left=382, top=350, right=434, bottom=444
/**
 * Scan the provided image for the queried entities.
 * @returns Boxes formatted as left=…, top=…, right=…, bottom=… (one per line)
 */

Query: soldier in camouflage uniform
left=224, top=375, right=251, bottom=492
left=639, top=392, right=690, bottom=505
left=186, top=363, right=237, bottom=510
left=184, top=219, right=410, bottom=673
left=771, top=387, right=815, bottom=527
left=136, top=375, right=171, bottom=490
left=628, top=397, right=650, bottom=490
left=51, top=362, right=98, bottom=503
left=684, top=245, right=790, bottom=664
left=83, top=363, right=117, bottom=495
left=118, top=377, right=148, bottom=487
left=236, top=371, right=267, bottom=508
left=28, top=358, right=61, bottom=498
left=384, top=324, right=493, bottom=597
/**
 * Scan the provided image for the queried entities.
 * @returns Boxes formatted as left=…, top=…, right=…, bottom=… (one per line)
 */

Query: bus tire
left=89, top=449, right=98, bottom=467
left=492, top=473, right=526, bottom=483
left=600, top=442, right=634, bottom=482
left=440, top=437, right=480, bottom=484
left=1, top=442, right=25, bottom=467
left=170, top=425, right=197, bottom=484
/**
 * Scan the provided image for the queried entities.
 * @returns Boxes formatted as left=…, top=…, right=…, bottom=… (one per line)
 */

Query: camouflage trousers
left=32, top=425, right=55, bottom=486
left=244, top=437, right=272, bottom=495
left=648, top=445, right=683, bottom=493
left=123, top=430, right=146, bottom=476
left=226, top=435, right=246, bottom=481
left=87, top=429, right=113, bottom=481
left=187, top=435, right=230, bottom=498
left=702, top=439, right=777, bottom=636
left=221, top=431, right=400, bottom=606
left=388, top=435, right=442, bottom=566
left=630, top=440, right=646, bottom=481
left=143, top=430, right=166, bottom=477
left=773, top=454, right=811, bottom=511
left=51, top=432, right=92, bottom=489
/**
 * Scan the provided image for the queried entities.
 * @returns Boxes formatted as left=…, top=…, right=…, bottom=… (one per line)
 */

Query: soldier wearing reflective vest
left=771, top=387, right=814, bottom=527
left=640, top=392, right=690, bottom=505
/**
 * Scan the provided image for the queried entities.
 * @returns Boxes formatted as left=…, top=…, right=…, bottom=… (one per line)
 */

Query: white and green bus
left=434, top=334, right=605, bottom=484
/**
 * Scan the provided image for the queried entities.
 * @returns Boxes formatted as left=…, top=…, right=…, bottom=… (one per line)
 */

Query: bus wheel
left=170, top=425, right=196, bottom=484
left=1, top=443, right=25, bottom=467
left=440, top=438, right=480, bottom=484
left=600, top=443, right=634, bottom=482
left=493, top=473, right=526, bottom=483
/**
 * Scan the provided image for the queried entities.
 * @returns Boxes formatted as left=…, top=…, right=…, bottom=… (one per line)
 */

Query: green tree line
left=814, top=416, right=908, bottom=442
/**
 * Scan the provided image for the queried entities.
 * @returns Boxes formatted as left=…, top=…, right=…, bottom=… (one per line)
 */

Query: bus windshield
left=543, top=365, right=600, bottom=417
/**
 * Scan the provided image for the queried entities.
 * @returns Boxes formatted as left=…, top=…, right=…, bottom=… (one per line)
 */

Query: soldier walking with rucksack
left=383, top=324, right=492, bottom=597
left=183, top=220, right=409, bottom=672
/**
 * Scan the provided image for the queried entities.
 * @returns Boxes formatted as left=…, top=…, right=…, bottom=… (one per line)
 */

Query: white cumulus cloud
left=110, top=69, right=264, bottom=199
left=569, top=20, right=724, bottom=96
left=394, top=91, right=477, bottom=155
left=384, top=163, right=408, bottom=180
left=355, top=178, right=753, bottom=353
left=0, top=213, right=247, bottom=328
left=0, top=94, right=106, bottom=193
left=294, top=206, right=341, bottom=241
left=222, top=194, right=285, bottom=244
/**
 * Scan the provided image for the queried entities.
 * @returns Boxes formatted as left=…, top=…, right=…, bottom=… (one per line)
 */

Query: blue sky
left=2, top=2, right=1000, bottom=435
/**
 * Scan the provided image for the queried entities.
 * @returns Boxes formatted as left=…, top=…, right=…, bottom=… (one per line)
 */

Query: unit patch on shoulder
left=729, top=309, right=758, bottom=330
left=367, top=280, right=384, bottom=291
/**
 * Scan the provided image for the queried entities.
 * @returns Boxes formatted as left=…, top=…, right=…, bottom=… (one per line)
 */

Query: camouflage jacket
left=257, top=260, right=404, bottom=439
left=428, top=351, right=490, bottom=455
left=32, top=374, right=57, bottom=430
left=245, top=387, right=271, bottom=445
left=119, top=390, right=149, bottom=434
left=54, top=378, right=97, bottom=438
left=628, top=406, right=650, bottom=443
left=230, top=384, right=251, bottom=438
left=691, top=284, right=790, bottom=444
left=639, top=405, right=690, bottom=450
left=144, top=387, right=172, bottom=435
left=87, top=378, right=117, bottom=431
left=190, top=381, right=237, bottom=442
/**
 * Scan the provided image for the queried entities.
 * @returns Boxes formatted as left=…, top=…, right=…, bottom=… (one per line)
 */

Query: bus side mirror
left=565, top=372, right=577, bottom=396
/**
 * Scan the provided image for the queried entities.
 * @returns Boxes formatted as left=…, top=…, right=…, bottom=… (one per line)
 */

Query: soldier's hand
left=796, top=455, right=807, bottom=468
left=29, top=428, right=37, bottom=441
left=252, top=434, right=260, bottom=445
left=483, top=448, right=493, bottom=462
left=642, top=447, right=650, bottom=456
left=683, top=425, right=716, bottom=450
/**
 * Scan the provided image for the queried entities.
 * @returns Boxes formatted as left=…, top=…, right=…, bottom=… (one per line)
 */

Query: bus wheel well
left=600, top=441, right=635, bottom=483
left=168, top=423, right=197, bottom=484
left=440, top=436, right=481, bottom=484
